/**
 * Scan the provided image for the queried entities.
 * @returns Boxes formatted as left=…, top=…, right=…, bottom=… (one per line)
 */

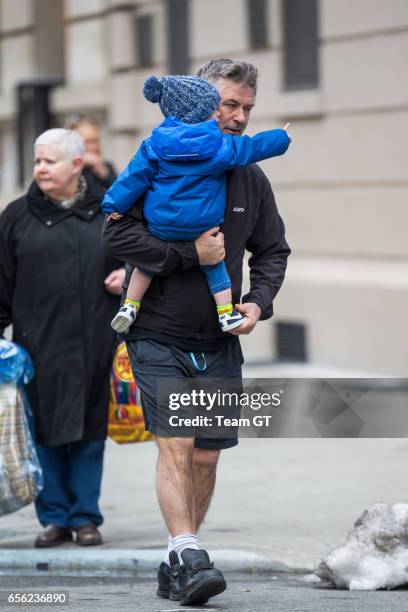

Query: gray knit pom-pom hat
left=143, top=75, right=220, bottom=124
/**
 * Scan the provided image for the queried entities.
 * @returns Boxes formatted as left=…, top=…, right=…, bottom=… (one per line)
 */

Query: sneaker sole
left=221, top=317, right=247, bottom=332
left=111, top=314, right=133, bottom=333
left=156, top=588, right=180, bottom=601
left=180, top=576, right=226, bottom=605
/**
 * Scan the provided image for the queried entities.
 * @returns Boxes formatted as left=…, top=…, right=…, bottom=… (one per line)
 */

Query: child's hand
left=283, top=123, right=292, bottom=141
left=107, top=212, right=123, bottom=221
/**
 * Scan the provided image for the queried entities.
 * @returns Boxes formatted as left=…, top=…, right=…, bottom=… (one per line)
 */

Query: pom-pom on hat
left=143, top=75, right=220, bottom=124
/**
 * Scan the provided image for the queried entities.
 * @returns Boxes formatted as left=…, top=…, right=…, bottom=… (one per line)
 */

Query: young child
left=103, top=74, right=291, bottom=334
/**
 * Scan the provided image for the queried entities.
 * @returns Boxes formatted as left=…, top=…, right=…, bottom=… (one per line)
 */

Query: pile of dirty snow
left=315, top=503, right=408, bottom=590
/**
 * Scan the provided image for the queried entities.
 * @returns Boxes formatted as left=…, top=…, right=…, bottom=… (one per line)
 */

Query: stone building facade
left=0, top=0, right=407, bottom=374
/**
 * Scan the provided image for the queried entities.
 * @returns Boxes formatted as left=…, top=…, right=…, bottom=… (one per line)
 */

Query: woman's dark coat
left=0, top=176, right=121, bottom=447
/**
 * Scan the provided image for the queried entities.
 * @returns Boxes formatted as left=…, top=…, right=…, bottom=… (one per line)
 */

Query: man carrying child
left=103, top=58, right=291, bottom=606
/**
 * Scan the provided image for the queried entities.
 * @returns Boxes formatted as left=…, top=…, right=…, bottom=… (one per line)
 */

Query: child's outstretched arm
left=222, top=125, right=291, bottom=169
left=102, top=141, right=157, bottom=214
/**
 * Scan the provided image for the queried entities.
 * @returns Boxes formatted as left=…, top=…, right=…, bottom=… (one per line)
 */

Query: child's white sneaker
left=111, top=303, right=138, bottom=333
left=219, top=308, right=246, bottom=332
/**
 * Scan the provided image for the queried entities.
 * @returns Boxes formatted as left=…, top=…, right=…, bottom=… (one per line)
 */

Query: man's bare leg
left=192, top=448, right=221, bottom=531
left=156, top=441, right=221, bottom=534
left=156, top=436, right=196, bottom=536
left=157, top=440, right=226, bottom=605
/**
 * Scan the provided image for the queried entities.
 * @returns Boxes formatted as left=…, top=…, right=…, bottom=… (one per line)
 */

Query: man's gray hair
left=197, top=59, right=258, bottom=95
left=34, top=128, right=85, bottom=160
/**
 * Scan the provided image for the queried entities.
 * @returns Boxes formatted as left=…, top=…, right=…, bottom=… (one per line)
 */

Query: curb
left=0, top=549, right=309, bottom=575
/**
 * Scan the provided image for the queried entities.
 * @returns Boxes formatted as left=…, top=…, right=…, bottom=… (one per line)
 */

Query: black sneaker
left=156, top=550, right=180, bottom=601
left=178, top=548, right=226, bottom=606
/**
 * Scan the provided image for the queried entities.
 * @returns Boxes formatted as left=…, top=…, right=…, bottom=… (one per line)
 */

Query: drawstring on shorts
left=189, top=352, right=207, bottom=371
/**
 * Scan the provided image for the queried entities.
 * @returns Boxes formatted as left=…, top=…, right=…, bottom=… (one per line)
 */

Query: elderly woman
left=0, top=129, right=124, bottom=547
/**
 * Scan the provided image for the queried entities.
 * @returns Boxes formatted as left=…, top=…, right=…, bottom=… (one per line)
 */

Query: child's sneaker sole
left=219, top=310, right=247, bottom=332
left=111, top=314, right=132, bottom=333
left=111, top=305, right=138, bottom=333
left=220, top=317, right=246, bottom=332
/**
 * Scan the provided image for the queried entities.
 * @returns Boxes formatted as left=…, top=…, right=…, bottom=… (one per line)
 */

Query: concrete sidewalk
left=0, top=435, right=406, bottom=573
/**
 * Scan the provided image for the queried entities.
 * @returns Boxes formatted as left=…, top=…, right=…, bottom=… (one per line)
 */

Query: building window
left=34, top=0, right=64, bottom=77
left=276, top=322, right=307, bottom=362
left=247, top=0, right=268, bottom=49
left=167, top=0, right=189, bottom=74
left=283, top=0, right=319, bottom=90
left=135, top=14, right=154, bottom=67
left=16, top=81, right=61, bottom=188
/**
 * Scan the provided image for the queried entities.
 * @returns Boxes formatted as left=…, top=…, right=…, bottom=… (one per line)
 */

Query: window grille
left=248, top=0, right=268, bottom=49
left=167, top=0, right=189, bottom=74
left=136, top=14, right=154, bottom=67
left=276, top=321, right=307, bottom=361
left=283, top=0, right=319, bottom=90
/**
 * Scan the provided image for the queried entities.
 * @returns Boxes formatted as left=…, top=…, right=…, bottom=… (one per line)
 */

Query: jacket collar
left=26, top=178, right=103, bottom=227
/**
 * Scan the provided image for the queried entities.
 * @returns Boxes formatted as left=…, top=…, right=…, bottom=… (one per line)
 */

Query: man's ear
left=72, top=156, right=84, bottom=176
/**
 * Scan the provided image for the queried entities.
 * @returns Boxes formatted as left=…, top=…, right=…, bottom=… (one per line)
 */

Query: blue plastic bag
left=0, top=340, right=43, bottom=516
left=0, top=340, right=34, bottom=386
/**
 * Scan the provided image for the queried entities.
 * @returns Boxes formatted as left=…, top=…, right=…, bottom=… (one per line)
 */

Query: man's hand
left=104, top=268, right=126, bottom=296
left=228, top=302, right=262, bottom=335
left=195, top=227, right=225, bottom=265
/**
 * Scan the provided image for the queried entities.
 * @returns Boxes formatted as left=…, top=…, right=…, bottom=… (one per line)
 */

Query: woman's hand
left=84, top=152, right=110, bottom=179
left=104, top=268, right=126, bottom=296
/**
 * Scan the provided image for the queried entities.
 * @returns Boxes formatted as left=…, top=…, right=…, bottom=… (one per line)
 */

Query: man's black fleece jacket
left=103, top=165, right=291, bottom=352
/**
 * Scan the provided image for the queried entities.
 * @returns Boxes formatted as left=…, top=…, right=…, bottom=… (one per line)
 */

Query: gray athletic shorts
left=126, top=338, right=244, bottom=450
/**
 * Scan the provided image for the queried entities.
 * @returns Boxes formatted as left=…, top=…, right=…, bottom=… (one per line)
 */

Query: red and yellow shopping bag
left=108, top=342, right=154, bottom=444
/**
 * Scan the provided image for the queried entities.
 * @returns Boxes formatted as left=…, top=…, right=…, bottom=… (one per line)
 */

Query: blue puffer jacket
left=102, top=118, right=290, bottom=234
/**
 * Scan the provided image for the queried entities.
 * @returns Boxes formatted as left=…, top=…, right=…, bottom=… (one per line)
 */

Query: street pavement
left=0, top=573, right=407, bottom=612
left=0, top=436, right=407, bottom=572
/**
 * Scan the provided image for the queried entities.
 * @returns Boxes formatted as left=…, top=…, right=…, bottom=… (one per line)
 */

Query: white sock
left=171, top=533, right=199, bottom=564
left=164, top=534, right=173, bottom=566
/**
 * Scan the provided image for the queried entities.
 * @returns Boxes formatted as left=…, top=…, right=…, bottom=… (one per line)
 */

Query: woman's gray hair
left=34, top=128, right=85, bottom=160
left=197, top=59, right=258, bottom=95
